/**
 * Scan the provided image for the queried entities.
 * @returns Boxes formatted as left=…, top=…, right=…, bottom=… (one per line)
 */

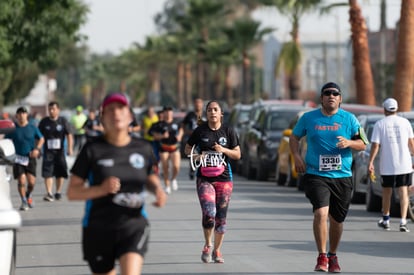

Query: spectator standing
left=289, top=82, right=368, bottom=273
left=70, top=105, right=87, bottom=153
left=182, top=98, right=206, bottom=179
left=82, top=108, right=103, bottom=142
left=142, top=106, right=159, bottom=142
left=6, top=106, right=44, bottom=210
left=148, top=110, right=165, bottom=163
left=38, top=101, right=73, bottom=201
left=67, top=92, right=166, bottom=275
left=184, top=100, right=241, bottom=264
left=368, top=98, right=414, bottom=232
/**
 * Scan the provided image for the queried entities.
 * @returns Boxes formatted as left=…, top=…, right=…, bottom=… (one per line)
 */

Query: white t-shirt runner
left=371, top=114, right=414, bottom=175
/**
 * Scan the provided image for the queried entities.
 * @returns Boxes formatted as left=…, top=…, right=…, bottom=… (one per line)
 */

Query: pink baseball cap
left=101, top=93, right=130, bottom=109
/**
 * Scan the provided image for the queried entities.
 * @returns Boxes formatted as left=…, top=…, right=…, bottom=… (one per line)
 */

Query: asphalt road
left=12, top=160, right=414, bottom=275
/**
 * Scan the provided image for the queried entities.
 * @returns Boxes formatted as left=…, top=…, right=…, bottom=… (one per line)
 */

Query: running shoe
left=26, top=196, right=34, bottom=208
left=54, top=193, right=62, bottom=200
left=212, top=250, right=224, bottom=264
left=377, top=219, right=390, bottom=230
left=43, top=193, right=54, bottom=202
left=314, top=254, right=328, bottom=272
left=165, top=186, right=171, bottom=195
left=400, top=223, right=410, bottom=232
left=328, top=255, right=341, bottom=273
left=201, top=245, right=212, bottom=263
left=19, top=201, right=29, bottom=211
left=171, top=179, right=178, bottom=191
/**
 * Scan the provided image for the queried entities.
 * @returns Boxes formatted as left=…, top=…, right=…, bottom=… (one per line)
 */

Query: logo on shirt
left=314, top=123, right=341, bottom=131
left=129, top=153, right=145, bottom=169
left=218, top=137, right=227, bottom=146
left=97, top=159, right=114, bottom=167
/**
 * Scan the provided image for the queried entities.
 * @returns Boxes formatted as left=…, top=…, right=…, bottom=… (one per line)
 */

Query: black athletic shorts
left=82, top=216, right=150, bottom=274
left=41, top=150, right=68, bottom=178
left=13, top=157, right=37, bottom=179
left=304, top=174, right=353, bottom=223
left=382, top=173, right=412, bottom=188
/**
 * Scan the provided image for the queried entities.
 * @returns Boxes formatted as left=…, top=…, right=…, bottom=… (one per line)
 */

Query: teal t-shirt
left=6, top=123, right=43, bottom=156
left=292, top=108, right=361, bottom=178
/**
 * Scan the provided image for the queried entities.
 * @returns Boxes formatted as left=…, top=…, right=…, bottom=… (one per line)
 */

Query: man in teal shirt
left=289, top=82, right=368, bottom=273
left=6, top=106, right=44, bottom=210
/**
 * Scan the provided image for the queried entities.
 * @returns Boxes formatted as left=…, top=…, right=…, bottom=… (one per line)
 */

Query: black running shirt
left=70, top=136, right=157, bottom=229
left=38, top=116, right=72, bottom=151
left=187, top=123, right=239, bottom=182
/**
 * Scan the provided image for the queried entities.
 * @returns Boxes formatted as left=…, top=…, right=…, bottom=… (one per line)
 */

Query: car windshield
left=239, top=110, right=250, bottom=123
left=266, top=112, right=296, bottom=131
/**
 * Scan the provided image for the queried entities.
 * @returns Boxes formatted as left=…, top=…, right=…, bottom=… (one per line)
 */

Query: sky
left=80, top=0, right=402, bottom=54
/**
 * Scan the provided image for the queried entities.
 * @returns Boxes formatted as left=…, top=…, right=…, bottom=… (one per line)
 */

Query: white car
left=0, top=119, right=21, bottom=275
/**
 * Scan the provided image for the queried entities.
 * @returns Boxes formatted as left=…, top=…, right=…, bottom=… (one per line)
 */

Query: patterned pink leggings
left=196, top=179, right=233, bottom=234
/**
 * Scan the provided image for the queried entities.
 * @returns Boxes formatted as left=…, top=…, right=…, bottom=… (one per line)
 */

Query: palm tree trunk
left=225, top=65, right=234, bottom=108
left=184, top=62, right=193, bottom=107
left=176, top=61, right=185, bottom=110
left=392, top=0, right=414, bottom=111
left=147, top=64, right=160, bottom=106
left=213, top=65, right=223, bottom=100
left=242, top=52, right=251, bottom=104
left=349, top=0, right=376, bottom=105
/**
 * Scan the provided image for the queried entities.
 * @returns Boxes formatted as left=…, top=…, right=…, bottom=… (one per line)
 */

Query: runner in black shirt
left=67, top=92, right=166, bottom=275
left=151, top=106, right=183, bottom=194
left=184, top=100, right=240, bottom=264
left=38, top=101, right=73, bottom=201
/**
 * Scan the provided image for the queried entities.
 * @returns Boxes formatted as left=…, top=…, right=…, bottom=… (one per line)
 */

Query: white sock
left=400, top=219, right=407, bottom=225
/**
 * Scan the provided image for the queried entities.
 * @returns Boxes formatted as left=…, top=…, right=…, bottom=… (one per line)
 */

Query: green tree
left=0, top=0, right=88, bottom=105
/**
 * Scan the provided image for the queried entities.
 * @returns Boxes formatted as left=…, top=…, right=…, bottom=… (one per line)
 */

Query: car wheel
left=366, top=181, right=382, bottom=212
left=242, top=155, right=255, bottom=179
left=10, top=232, right=16, bottom=275
left=246, top=159, right=255, bottom=180
left=256, top=162, right=268, bottom=181
left=297, top=174, right=305, bottom=191
left=275, top=157, right=285, bottom=186
left=389, top=190, right=402, bottom=217
left=407, top=195, right=414, bottom=222
left=351, top=174, right=366, bottom=204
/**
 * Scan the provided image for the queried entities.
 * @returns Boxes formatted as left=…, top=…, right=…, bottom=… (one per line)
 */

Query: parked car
left=295, top=103, right=384, bottom=191
left=238, top=99, right=314, bottom=177
left=352, top=114, right=384, bottom=203
left=227, top=103, right=252, bottom=173
left=363, top=111, right=414, bottom=221
left=242, top=104, right=311, bottom=181
left=0, top=119, right=21, bottom=275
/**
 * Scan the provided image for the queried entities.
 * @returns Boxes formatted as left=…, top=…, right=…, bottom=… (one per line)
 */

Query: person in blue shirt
left=289, top=82, right=368, bottom=273
left=6, top=106, right=44, bottom=210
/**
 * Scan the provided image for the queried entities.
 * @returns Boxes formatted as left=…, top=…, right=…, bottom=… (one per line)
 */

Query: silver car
left=0, top=120, right=21, bottom=275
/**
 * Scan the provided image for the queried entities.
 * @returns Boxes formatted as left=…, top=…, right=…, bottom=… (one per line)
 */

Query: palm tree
left=223, top=18, right=273, bottom=103
left=175, top=0, right=229, bottom=100
left=263, top=0, right=323, bottom=99
left=392, top=0, right=414, bottom=111
left=137, top=36, right=168, bottom=107
left=348, top=0, right=375, bottom=105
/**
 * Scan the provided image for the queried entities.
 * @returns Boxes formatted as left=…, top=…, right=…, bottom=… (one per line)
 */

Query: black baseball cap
left=16, top=106, right=28, bottom=114
left=321, top=82, right=341, bottom=94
